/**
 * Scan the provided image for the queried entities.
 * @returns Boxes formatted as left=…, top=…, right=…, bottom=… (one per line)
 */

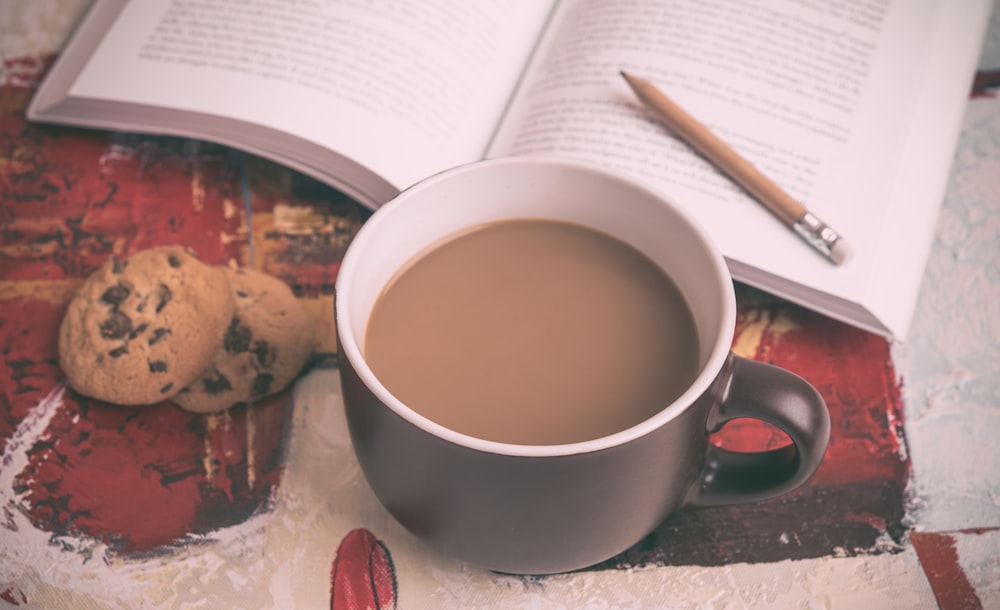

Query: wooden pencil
left=620, top=70, right=853, bottom=265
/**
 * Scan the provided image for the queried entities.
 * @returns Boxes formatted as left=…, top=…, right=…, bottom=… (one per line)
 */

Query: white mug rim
left=336, top=157, right=736, bottom=457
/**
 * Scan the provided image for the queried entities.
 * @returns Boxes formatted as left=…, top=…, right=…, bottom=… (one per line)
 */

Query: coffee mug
left=335, top=157, right=830, bottom=575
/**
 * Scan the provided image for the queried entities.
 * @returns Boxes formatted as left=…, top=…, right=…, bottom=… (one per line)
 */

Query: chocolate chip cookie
left=58, top=246, right=235, bottom=405
left=171, top=266, right=316, bottom=414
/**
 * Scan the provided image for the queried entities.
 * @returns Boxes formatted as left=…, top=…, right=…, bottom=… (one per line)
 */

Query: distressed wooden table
left=1, top=1, right=997, bottom=608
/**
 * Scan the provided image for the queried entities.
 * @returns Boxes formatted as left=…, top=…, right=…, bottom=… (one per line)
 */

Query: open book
left=29, top=0, right=992, bottom=340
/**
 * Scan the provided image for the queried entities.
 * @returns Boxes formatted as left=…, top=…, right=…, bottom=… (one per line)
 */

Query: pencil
left=620, top=70, right=853, bottom=266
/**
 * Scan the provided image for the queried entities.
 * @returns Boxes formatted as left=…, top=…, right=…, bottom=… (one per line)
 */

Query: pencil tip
left=620, top=71, right=640, bottom=90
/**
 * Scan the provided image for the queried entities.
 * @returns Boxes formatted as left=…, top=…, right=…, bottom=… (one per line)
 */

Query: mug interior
left=336, top=157, right=736, bottom=456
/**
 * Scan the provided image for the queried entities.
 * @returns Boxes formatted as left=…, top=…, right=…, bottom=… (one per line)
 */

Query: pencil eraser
left=830, top=239, right=854, bottom=266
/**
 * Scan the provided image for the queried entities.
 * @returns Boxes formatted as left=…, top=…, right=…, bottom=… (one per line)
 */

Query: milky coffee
left=363, top=219, right=700, bottom=445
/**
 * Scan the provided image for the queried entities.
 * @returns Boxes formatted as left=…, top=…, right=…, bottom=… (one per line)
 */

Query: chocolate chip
left=155, top=283, right=172, bottom=313
left=99, top=311, right=133, bottom=339
left=168, top=254, right=181, bottom=268
left=251, top=373, right=274, bottom=397
left=202, top=371, right=232, bottom=395
left=148, top=360, right=168, bottom=373
left=251, top=340, right=273, bottom=366
left=111, top=257, right=127, bottom=274
left=223, top=317, right=252, bottom=353
left=128, top=322, right=149, bottom=340
left=148, top=327, right=171, bottom=345
left=160, top=383, right=174, bottom=394
left=109, top=346, right=128, bottom=358
left=100, top=283, right=131, bottom=306
left=236, top=290, right=250, bottom=298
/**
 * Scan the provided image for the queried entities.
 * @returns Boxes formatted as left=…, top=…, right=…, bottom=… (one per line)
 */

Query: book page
left=489, top=0, right=986, bottom=335
left=67, top=0, right=554, bottom=192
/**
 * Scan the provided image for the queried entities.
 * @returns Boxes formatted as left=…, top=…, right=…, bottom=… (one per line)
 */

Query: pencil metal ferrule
left=793, top=211, right=841, bottom=262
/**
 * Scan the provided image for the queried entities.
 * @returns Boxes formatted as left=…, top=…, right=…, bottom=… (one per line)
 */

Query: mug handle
left=686, top=353, right=831, bottom=508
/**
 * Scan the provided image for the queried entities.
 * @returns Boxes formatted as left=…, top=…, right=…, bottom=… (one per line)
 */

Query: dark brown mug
left=335, top=158, right=830, bottom=574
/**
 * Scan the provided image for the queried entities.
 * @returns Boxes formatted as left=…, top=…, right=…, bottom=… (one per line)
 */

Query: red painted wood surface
left=912, top=530, right=994, bottom=610
left=330, top=529, right=397, bottom=610
left=1, top=67, right=356, bottom=556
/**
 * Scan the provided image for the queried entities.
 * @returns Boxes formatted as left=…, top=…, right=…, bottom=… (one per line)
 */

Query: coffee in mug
left=364, top=218, right=700, bottom=445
